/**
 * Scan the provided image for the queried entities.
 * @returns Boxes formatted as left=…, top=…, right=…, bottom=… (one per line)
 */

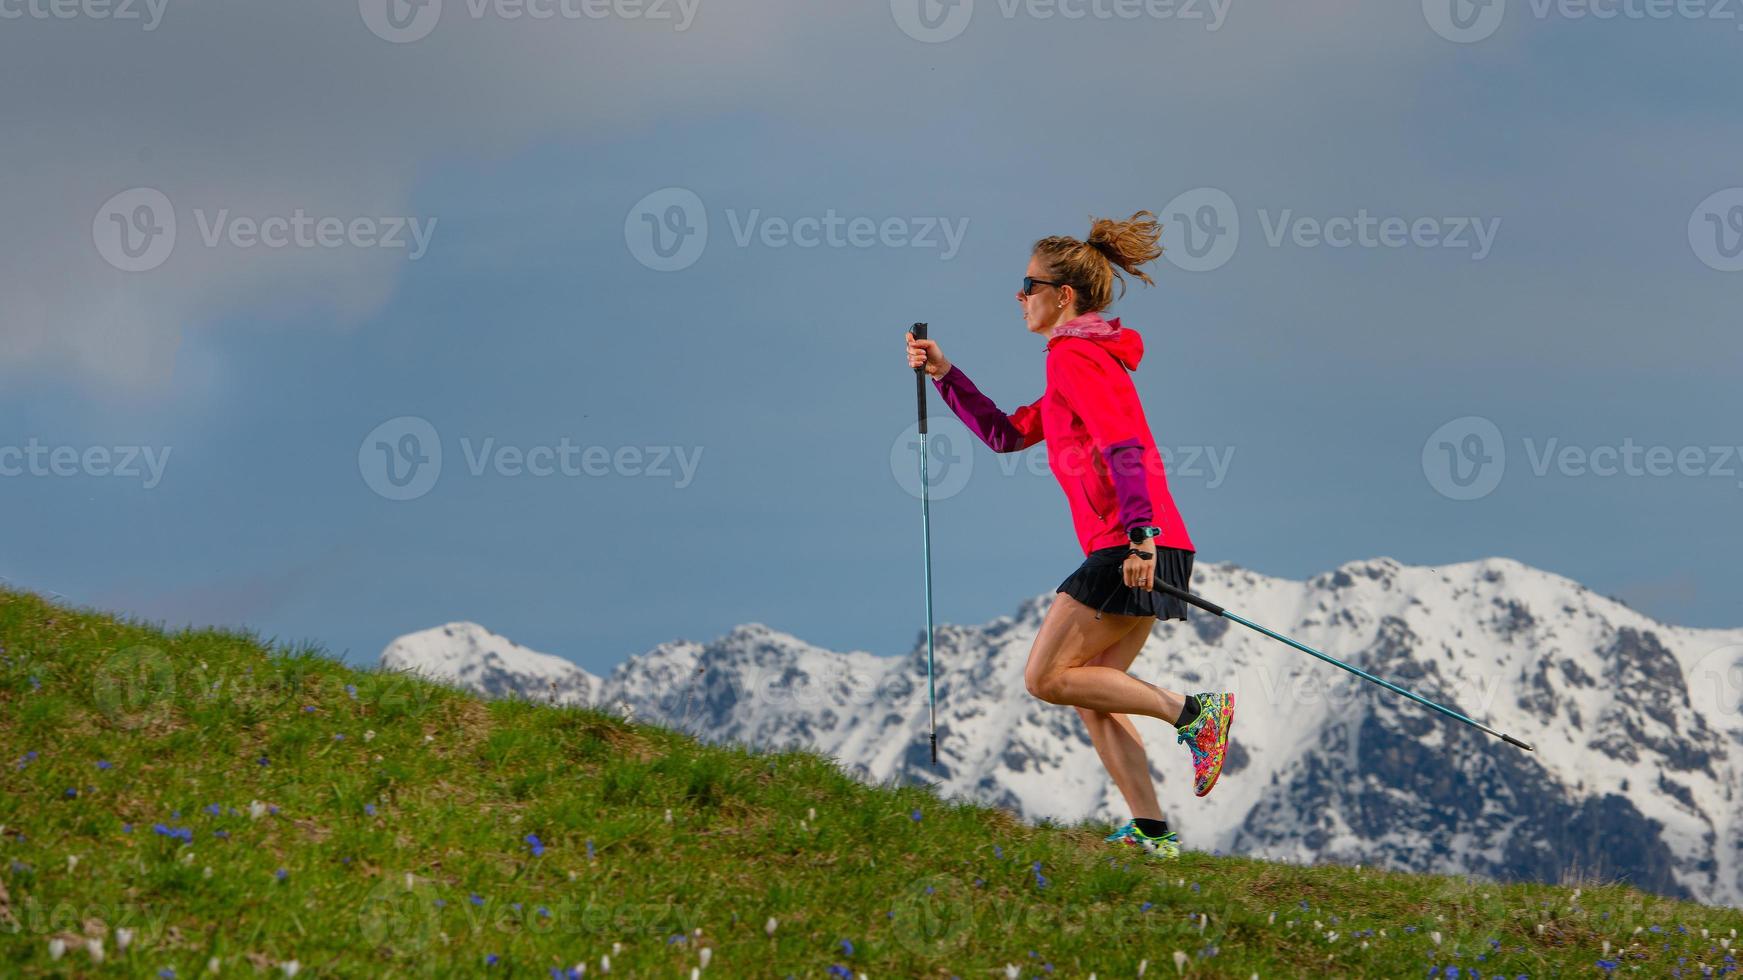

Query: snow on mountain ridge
left=377, top=557, right=1743, bottom=908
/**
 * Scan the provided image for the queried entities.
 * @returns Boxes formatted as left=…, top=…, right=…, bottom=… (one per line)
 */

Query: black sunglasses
left=1021, top=276, right=1066, bottom=297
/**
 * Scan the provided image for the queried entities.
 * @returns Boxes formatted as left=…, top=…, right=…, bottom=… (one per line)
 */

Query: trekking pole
left=911, top=322, right=940, bottom=766
left=1151, top=580, right=1535, bottom=752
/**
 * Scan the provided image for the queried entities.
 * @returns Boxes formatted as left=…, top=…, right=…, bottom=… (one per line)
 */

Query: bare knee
left=1026, top=672, right=1068, bottom=704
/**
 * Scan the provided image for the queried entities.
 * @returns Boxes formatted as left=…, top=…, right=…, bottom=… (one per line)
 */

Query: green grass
left=1, top=587, right=1738, bottom=978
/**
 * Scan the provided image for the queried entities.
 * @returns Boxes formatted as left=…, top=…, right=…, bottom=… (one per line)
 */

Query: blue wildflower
left=275, top=868, right=288, bottom=881
left=911, top=809, right=921, bottom=821
left=364, top=804, right=376, bottom=816
left=303, top=705, right=315, bottom=713
left=1140, top=902, right=1152, bottom=912
left=204, top=804, right=220, bottom=816
left=537, top=906, right=549, bottom=918
left=159, top=969, right=175, bottom=979
left=97, top=760, right=112, bottom=770
left=586, top=839, right=596, bottom=860
left=122, top=823, right=133, bottom=833
left=64, top=788, right=77, bottom=798
left=346, top=684, right=358, bottom=699
left=524, top=833, right=545, bottom=857
left=486, top=954, right=498, bottom=966
left=434, top=899, right=446, bottom=908
left=840, top=938, right=854, bottom=956
left=1597, top=961, right=1618, bottom=973
left=470, top=894, right=485, bottom=906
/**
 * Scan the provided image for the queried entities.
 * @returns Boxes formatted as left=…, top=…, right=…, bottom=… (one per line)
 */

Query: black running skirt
left=1056, top=545, right=1195, bottom=621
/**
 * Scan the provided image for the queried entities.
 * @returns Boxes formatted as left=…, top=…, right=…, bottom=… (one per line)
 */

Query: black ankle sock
left=1132, top=817, right=1169, bottom=837
left=1173, top=695, right=1201, bottom=730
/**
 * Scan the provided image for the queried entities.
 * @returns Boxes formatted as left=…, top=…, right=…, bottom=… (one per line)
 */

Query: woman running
left=903, top=210, right=1234, bottom=860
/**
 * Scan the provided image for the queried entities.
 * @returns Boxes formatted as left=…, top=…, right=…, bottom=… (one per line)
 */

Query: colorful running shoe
left=1176, top=692, right=1235, bottom=797
left=1105, top=820, right=1181, bottom=860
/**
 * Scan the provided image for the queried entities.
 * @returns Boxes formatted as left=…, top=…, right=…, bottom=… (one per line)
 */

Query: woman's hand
left=1123, top=539, right=1157, bottom=590
left=905, top=332, right=952, bottom=380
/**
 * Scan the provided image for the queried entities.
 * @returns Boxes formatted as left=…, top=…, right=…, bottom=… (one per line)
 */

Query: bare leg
left=1025, top=592, right=1189, bottom=722
left=1025, top=592, right=1190, bottom=822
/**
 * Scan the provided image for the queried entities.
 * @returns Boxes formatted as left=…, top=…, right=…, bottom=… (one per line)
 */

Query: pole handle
left=912, top=322, right=929, bottom=433
left=1151, top=580, right=1226, bottom=617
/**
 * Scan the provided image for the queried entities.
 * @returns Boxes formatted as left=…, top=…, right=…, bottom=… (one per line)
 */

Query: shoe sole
left=1194, top=692, right=1235, bottom=798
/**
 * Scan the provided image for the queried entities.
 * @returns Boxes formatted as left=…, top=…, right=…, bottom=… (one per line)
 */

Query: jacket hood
left=1045, top=311, right=1145, bottom=370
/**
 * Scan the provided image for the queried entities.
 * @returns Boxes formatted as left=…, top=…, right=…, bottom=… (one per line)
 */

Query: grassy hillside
left=1, top=587, right=1738, bottom=978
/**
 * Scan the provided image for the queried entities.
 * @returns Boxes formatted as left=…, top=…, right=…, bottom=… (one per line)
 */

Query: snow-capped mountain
left=377, top=556, right=1743, bottom=908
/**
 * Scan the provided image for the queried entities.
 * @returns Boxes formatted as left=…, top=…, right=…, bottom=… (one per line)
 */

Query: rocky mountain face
left=378, top=557, right=1743, bottom=908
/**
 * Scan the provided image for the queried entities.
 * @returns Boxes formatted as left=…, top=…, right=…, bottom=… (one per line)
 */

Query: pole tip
left=1501, top=732, right=1535, bottom=752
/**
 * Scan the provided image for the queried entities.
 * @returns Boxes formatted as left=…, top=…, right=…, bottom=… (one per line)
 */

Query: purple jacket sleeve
left=1101, top=438, right=1155, bottom=532
left=932, top=366, right=1043, bottom=453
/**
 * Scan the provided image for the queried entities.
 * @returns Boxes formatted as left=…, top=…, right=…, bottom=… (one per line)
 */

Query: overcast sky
left=2, top=0, right=1738, bottom=671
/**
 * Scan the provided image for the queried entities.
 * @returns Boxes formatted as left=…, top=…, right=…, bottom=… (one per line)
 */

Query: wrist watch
left=1127, top=525, right=1161, bottom=545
